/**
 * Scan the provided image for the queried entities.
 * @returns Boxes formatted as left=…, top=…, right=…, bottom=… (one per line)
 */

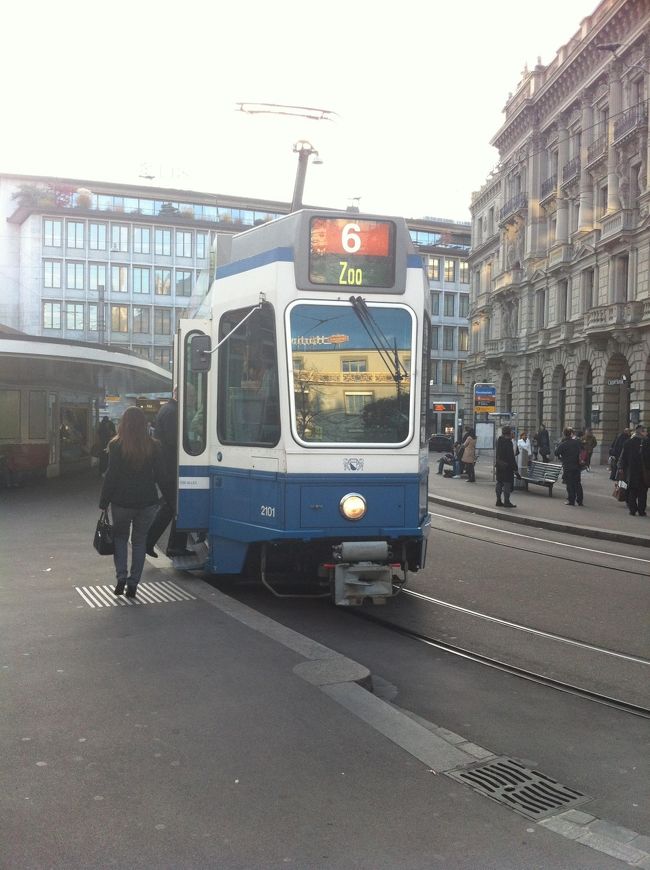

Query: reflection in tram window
left=183, top=332, right=207, bottom=456
left=288, top=301, right=414, bottom=445
left=217, top=304, right=280, bottom=446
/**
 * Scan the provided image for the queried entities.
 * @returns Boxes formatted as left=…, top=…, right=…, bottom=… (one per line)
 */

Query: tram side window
left=217, top=304, right=280, bottom=446
left=183, top=332, right=208, bottom=456
left=0, top=390, right=21, bottom=439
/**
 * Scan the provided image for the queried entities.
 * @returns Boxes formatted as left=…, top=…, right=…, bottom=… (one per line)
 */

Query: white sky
left=3, top=0, right=598, bottom=221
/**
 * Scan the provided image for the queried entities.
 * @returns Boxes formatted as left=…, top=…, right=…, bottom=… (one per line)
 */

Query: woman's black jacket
left=99, top=440, right=170, bottom=510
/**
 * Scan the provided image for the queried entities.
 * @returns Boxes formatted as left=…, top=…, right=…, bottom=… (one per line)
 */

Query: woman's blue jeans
left=110, top=504, right=157, bottom=586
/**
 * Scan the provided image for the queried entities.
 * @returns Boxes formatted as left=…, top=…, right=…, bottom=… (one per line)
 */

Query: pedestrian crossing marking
left=75, top=580, right=196, bottom=608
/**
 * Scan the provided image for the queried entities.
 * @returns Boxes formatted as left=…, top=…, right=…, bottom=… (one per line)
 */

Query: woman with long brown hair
left=99, top=406, right=170, bottom=597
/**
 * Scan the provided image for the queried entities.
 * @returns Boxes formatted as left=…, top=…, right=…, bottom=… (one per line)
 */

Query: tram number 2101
left=260, top=504, right=276, bottom=518
left=338, top=260, right=363, bottom=286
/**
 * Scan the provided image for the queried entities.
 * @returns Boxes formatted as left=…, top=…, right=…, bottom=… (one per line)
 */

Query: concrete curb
left=428, top=494, right=650, bottom=548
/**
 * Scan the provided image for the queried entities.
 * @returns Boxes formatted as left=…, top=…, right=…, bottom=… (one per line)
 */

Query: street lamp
left=291, top=140, right=322, bottom=212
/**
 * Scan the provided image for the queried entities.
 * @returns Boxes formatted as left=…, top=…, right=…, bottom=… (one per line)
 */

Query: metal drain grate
left=75, top=580, right=196, bottom=608
left=446, top=757, right=591, bottom=820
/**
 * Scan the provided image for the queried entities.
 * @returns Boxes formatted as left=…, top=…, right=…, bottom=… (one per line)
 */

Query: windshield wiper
left=348, top=296, right=409, bottom=393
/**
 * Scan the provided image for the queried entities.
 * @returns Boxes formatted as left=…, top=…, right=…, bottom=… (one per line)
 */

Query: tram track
left=352, top=593, right=650, bottom=719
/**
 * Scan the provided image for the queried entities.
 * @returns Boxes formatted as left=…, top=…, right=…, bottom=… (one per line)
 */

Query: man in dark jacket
left=536, top=423, right=551, bottom=462
left=494, top=426, right=519, bottom=507
left=145, top=391, right=191, bottom=557
left=555, top=428, right=583, bottom=506
left=618, top=424, right=649, bottom=516
left=609, top=428, right=631, bottom=480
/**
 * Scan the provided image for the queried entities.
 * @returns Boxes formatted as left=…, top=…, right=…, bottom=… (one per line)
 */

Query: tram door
left=175, top=319, right=211, bottom=531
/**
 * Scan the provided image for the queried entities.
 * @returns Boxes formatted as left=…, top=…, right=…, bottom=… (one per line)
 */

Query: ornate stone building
left=466, top=0, right=650, bottom=462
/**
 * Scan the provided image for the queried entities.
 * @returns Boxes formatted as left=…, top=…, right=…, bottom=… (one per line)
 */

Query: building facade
left=467, top=0, right=650, bottom=461
left=0, top=174, right=470, bottom=425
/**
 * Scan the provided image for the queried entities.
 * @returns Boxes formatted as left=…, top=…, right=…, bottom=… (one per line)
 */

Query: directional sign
left=474, top=383, right=496, bottom=414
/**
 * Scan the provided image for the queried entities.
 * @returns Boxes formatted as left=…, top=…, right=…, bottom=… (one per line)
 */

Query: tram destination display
left=309, top=217, right=395, bottom=288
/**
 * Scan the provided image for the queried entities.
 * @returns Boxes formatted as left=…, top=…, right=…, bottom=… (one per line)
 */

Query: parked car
left=428, top=434, right=454, bottom=453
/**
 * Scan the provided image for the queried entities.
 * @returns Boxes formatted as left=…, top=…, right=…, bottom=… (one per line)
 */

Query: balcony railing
left=586, top=134, right=607, bottom=166
left=485, top=338, right=519, bottom=357
left=584, top=301, right=643, bottom=332
left=494, top=268, right=524, bottom=294
left=540, top=175, right=557, bottom=199
left=499, top=192, right=528, bottom=222
left=599, top=209, right=637, bottom=241
left=562, top=156, right=580, bottom=184
left=614, top=105, right=648, bottom=143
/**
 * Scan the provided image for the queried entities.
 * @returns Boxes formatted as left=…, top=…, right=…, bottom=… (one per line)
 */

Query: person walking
left=95, top=416, right=116, bottom=476
left=495, top=425, right=518, bottom=507
left=555, top=427, right=584, bottom=506
left=461, top=427, right=477, bottom=483
left=145, top=390, right=191, bottom=558
left=582, top=428, right=597, bottom=471
left=99, top=406, right=170, bottom=598
left=609, top=428, right=631, bottom=480
left=618, top=424, right=649, bottom=516
left=536, top=423, right=551, bottom=462
left=516, top=429, right=532, bottom=475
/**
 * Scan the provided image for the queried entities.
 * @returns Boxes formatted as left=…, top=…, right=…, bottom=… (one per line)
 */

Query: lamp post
left=291, top=140, right=322, bottom=212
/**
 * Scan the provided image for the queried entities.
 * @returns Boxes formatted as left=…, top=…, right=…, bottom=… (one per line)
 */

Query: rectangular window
left=430, top=359, right=439, bottom=384
left=66, top=262, right=84, bottom=290
left=443, top=326, right=454, bottom=351
left=111, top=224, right=128, bottom=252
left=66, top=221, right=84, bottom=249
left=155, top=229, right=171, bottom=256
left=444, top=259, right=456, bottom=283
left=175, top=230, right=192, bottom=257
left=88, top=303, right=98, bottom=331
left=89, top=263, right=107, bottom=291
left=442, top=361, right=454, bottom=384
left=458, top=326, right=469, bottom=351
left=558, top=279, right=569, bottom=322
left=43, top=301, right=61, bottom=329
left=0, top=390, right=21, bottom=439
left=153, top=347, right=172, bottom=369
left=155, top=268, right=171, bottom=295
left=431, top=291, right=440, bottom=316
left=341, top=359, right=367, bottom=373
left=133, top=346, right=151, bottom=360
left=344, top=392, right=373, bottom=414
left=133, top=227, right=151, bottom=254
left=43, top=219, right=62, bottom=247
left=459, top=261, right=469, bottom=284
left=89, top=222, right=107, bottom=250
left=457, top=361, right=465, bottom=385
left=430, top=326, right=439, bottom=350
left=196, top=232, right=208, bottom=259
left=66, top=302, right=84, bottom=330
left=443, top=293, right=455, bottom=317
left=154, top=307, right=172, bottom=334
left=133, top=266, right=151, bottom=294
left=133, top=306, right=151, bottom=333
left=536, top=289, right=547, bottom=329
left=175, top=269, right=192, bottom=296
left=459, top=293, right=470, bottom=318
left=28, top=390, right=47, bottom=439
left=582, top=268, right=595, bottom=311
left=111, top=305, right=128, bottom=332
left=44, top=260, right=61, bottom=289
left=111, top=265, right=128, bottom=293
left=427, top=256, right=440, bottom=281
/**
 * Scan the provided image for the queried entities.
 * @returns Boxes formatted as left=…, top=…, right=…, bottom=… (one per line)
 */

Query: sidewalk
left=428, top=451, right=649, bottom=548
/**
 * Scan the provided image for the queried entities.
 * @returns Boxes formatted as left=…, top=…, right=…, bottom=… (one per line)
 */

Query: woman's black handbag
left=93, top=509, right=114, bottom=555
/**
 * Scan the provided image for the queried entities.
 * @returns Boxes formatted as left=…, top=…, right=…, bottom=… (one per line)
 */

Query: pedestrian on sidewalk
left=555, top=427, right=584, bottom=506
left=99, top=406, right=171, bottom=598
left=495, top=425, right=518, bottom=507
left=617, top=424, right=649, bottom=516
left=536, top=423, right=551, bottom=462
left=516, top=429, right=532, bottom=475
left=609, top=428, right=631, bottom=480
left=94, top=416, right=115, bottom=476
left=582, top=428, right=597, bottom=471
left=461, top=427, right=477, bottom=483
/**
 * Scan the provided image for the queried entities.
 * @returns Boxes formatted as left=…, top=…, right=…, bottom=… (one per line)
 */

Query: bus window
left=183, top=331, right=208, bottom=455
left=217, top=304, right=280, bottom=446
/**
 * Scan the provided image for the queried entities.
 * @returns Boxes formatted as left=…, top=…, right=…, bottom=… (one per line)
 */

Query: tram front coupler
left=329, top=541, right=405, bottom=606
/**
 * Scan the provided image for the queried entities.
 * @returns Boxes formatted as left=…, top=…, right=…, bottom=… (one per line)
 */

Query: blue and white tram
left=174, top=210, right=431, bottom=605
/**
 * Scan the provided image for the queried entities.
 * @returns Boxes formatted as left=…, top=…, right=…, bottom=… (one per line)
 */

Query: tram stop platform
left=1, top=470, right=648, bottom=869
left=428, top=451, right=649, bottom=548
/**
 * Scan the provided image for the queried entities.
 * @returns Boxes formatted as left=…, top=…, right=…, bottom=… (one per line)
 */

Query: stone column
left=606, top=62, right=623, bottom=213
left=526, top=132, right=542, bottom=256
left=556, top=120, right=570, bottom=242
left=578, top=92, right=594, bottom=230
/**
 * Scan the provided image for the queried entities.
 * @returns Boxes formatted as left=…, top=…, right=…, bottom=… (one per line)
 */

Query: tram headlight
left=339, top=493, right=367, bottom=521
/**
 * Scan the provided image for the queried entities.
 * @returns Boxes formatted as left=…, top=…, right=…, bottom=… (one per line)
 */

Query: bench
left=519, top=460, right=563, bottom=496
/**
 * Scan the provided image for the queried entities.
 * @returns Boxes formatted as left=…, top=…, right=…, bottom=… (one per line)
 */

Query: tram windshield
left=288, top=301, right=414, bottom=445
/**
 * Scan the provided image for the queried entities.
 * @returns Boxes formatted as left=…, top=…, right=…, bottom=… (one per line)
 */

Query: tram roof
left=0, top=328, right=172, bottom=394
